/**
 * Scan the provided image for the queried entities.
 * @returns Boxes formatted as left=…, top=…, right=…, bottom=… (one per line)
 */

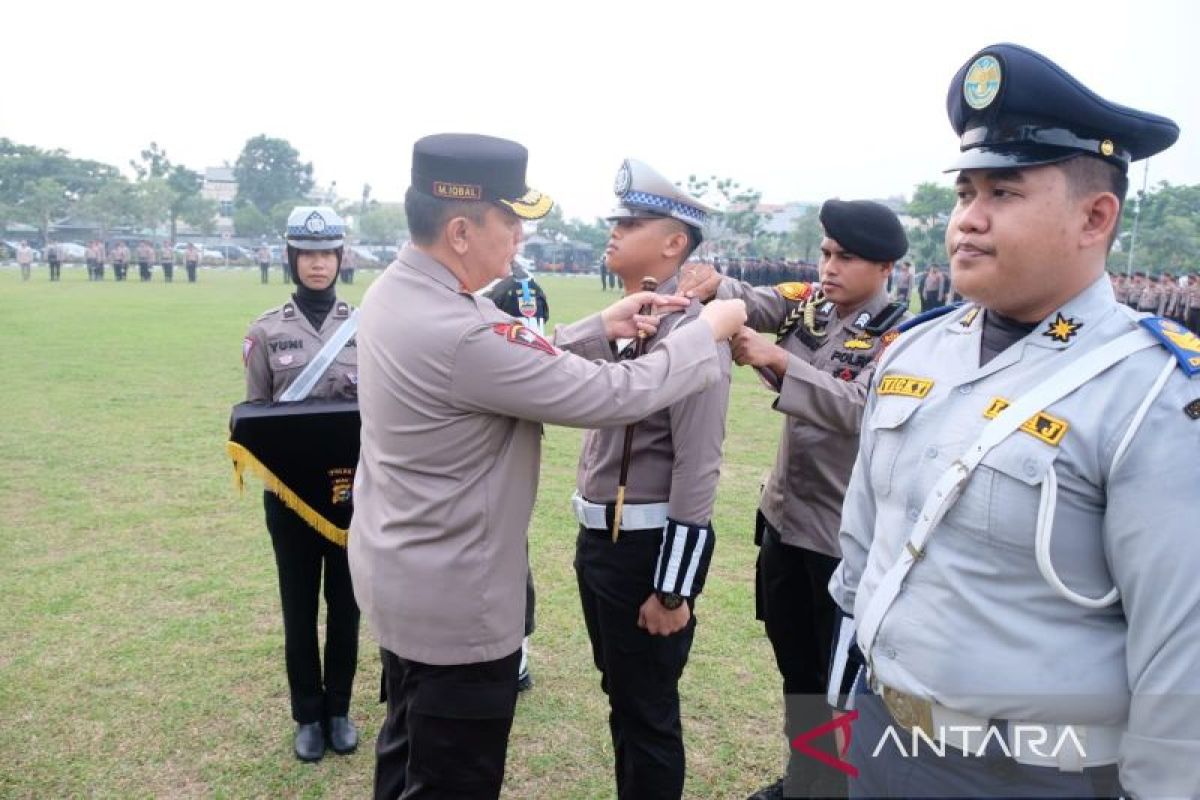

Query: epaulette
left=281, top=302, right=297, bottom=320
left=254, top=304, right=285, bottom=322
left=863, top=301, right=908, bottom=335
left=897, top=302, right=962, bottom=333
left=1139, top=317, right=1200, bottom=377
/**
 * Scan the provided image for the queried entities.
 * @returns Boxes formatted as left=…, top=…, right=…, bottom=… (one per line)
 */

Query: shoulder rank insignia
left=960, top=306, right=981, bottom=328
left=1140, top=317, right=1200, bottom=377
left=282, top=303, right=296, bottom=319
left=863, top=301, right=908, bottom=335
left=1043, top=312, right=1083, bottom=344
left=493, top=322, right=557, bottom=356
left=775, top=282, right=813, bottom=302
left=897, top=302, right=961, bottom=333
left=334, top=301, right=350, bottom=318
left=877, top=374, right=933, bottom=399
left=983, top=397, right=1069, bottom=446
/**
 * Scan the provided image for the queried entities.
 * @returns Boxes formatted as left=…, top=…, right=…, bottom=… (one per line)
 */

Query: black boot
left=746, top=778, right=784, bottom=800
left=294, top=721, right=325, bottom=762
left=327, top=715, right=358, bottom=755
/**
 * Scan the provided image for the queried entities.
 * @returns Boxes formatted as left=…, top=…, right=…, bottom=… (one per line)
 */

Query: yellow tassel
left=225, top=441, right=348, bottom=547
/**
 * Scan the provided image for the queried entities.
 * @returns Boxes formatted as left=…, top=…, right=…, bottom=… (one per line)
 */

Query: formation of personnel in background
left=478, top=257, right=552, bottom=691
left=46, top=242, right=62, bottom=281
left=891, top=260, right=914, bottom=305
left=347, top=133, right=746, bottom=800
left=564, top=159, right=730, bottom=800
left=242, top=206, right=362, bottom=764
left=135, top=240, right=154, bottom=282
left=86, top=240, right=105, bottom=281
left=16, top=241, right=33, bottom=281
left=719, top=257, right=819, bottom=288
left=826, top=43, right=1196, bottom=796
left=256, top=243, right=272, bottom=285
left=184, top=242, right=200, bottom=283
left=340, top=244, right=356, bottom=284
left=111, top=241, right=130, bottom=281
left=159, top=241, right=175, bottom=282
left=918, top=262, right=948, bottom=309
left=682, top=199, right=909, bottom=799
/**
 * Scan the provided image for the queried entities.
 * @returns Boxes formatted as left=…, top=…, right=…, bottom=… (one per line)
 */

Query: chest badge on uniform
left=278, top=354, right=295, bottom=366
left=877, top=374, right=933, bottom=399
left=844, top=333, right=874, bottom=350
left=983, top=397, right=1069, bottom=446
left=493, top=322, right=557, bottom=356
left=328, top=467, right=353, bottom=505
left=1043, top=312, right=1083, bottom=343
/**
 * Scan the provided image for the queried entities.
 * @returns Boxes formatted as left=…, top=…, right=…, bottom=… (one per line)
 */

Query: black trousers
left=49, top=261, right=61, bottom=280
left=264, top=492, right=360, bottom=723
left=162, top=263, right=173, bottom=282
left=1189, top=307, right=1200, bottom=333
left=260, top=263, right=270, bottom=284
left=340, top=269, right=355, bottom=284
left=185, top=262, right=197, bottom=283
left=755, top=513, right=844, bottom=795
left=375, top=647, right=519, bottom=800
left=114, top=263, right=126, bottom=280
left=576, top=525, right=694, bottom=800
left=139, top=261, right=151, bottom=281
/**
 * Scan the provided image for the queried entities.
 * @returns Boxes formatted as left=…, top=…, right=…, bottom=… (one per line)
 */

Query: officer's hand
left=677, top=263, right=721, bottom=303
left=732, top=326, right=788, bottom=375
left=698, top=299, right=747, bottom=341
left=637, top=593, right=692, bottom=636
left=600, top=291, right=691, bottom=340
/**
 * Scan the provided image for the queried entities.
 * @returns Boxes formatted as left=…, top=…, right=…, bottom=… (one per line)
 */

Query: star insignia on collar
left=1043, top=312, right=1083, bottom=344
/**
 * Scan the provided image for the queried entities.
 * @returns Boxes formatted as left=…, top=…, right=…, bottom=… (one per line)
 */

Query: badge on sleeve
left=242, top=337, right=255, bottom=366
left=493, top=323, right=557, bottom=356
left=775, top=282, right=812, bottom=302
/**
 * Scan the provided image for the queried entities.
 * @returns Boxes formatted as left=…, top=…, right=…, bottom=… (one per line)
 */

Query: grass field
left=0, top=264, right=791, bottom=799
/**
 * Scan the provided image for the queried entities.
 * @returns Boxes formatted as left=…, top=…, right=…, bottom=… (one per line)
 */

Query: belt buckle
left=880, top=684, right=935, bottom=739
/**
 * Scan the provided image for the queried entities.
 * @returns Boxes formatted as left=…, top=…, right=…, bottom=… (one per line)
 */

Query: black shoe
left=327, top=715, right=358, bottom=755
left=294, top=722, right=325, bottom=762
left=517, top=669, right=534, bottom=693
left=747, top=778, right=784, bottom=800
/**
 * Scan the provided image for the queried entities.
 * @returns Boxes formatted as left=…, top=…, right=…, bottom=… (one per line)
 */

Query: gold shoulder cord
left=802, top=292, right=829, bottom=338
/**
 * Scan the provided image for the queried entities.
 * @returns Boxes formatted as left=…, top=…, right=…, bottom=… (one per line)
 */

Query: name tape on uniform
left=877, top=375, right=934, bottom=399
left=983, top=397, right=1069, bottom=446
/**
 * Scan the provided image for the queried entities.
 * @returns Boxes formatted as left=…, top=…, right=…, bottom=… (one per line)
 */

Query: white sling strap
left=858, top=329, right=1160, bottom=659
left=279, top=310, right=360, bottom=402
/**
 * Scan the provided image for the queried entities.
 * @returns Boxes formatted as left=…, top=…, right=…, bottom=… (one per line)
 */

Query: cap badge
left=614, top=161, right=632, bottom=196
left=1100, top=139, right=1115, bottom=157
left=963, top=55, right=1002, bottom=110
left=1043, top=312, right=1083, bottom=344
left=303, top=211, right=327, bottom=234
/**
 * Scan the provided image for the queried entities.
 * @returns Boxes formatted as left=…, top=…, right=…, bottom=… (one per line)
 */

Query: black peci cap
left=411, top=133, right=554, bottom=220
left=946, top=43, right=1179, bottom=173
left=819, top=199, right=908, bottom=263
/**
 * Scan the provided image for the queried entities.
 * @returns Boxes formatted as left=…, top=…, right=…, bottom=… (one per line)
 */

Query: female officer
left=242, top=206, right=360, bottom=762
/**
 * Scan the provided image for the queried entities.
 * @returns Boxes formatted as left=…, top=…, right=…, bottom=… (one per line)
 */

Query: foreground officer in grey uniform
left=828, top=43, right=1197, bottom=797
left=349, top=133, right=746, bottom=800
left=682, top=200, right=908, bottom=799
left=565, top=159, right=729, bottom=800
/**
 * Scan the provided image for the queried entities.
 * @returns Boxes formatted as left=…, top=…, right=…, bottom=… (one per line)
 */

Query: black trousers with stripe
left=576, top=525, right=695, bottom=800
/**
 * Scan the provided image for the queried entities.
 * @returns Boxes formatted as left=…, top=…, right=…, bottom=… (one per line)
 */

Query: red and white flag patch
left=242, top=337, right=255, bottom=366
left=492, top=323, right=556, bottom=356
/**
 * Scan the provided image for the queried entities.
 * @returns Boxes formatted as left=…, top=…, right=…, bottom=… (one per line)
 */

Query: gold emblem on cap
left=963, top=55, right=1002, bottom=110
left=1100, top=139, right=1115, bottom=157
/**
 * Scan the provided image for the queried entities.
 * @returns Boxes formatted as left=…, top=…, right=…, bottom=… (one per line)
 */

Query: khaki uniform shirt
left=113, top=244, right=129, bottom=265
left=243, top=299, right=358, bottom=402
left=136, top=243, right=154, bottom=264
left=160, top=245, right=174, bottom=264
left=257, top=247, right=270, bottom=265
left=349, top=246, right=722, bottom=665
left=185, top=246, right=199, bottom=264
left=569, top=275, right=732, bottom=522
left=16, top=245, right=33, bottom=265
left=831, top=276, right=1200, bottom=797
left=1189, top=282, right=1200, bottom=310
left=1137, top=282, right=1160, bottom=311
left=718, top=280, right=904, bottom=555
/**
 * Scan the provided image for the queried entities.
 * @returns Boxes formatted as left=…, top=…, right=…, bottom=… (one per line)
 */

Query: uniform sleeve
left=715, top=277, right=790, bottom=334
left=552, top=313, right=614, bottom=363
left=450, top=319, right=720, bottom=429
left=666, top=335, right=732, bottom=522
left=773, top=354, right=877, bottom=435
left=243, top=323, right=273, bottom=403
left=828, top=387, right=881, bottom=617
left=1102, top=373, right=1200, bottom=797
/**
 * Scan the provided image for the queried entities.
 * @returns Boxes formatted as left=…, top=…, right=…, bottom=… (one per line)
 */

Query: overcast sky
left=4, top=0, right=1197, bottom=221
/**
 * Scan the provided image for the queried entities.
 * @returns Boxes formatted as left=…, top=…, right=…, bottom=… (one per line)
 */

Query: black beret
left=411, top=133, right=553, bottom=220
left=946, top=43, right=1179, bottom=173
left=818, top=199, right=907, bottom=262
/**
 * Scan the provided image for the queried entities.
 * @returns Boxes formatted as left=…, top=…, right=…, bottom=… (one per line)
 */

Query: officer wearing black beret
left=829, top=43, right=1196, bottom=797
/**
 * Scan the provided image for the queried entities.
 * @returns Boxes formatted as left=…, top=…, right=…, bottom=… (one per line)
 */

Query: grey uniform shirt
left=568, top=275, right=732, bottom=522
left=243, top=300, right=358, bottom=402
left=718, top=279, right=902, bottom=555
left=830, top=276, right=1200, bottom=797
left=349, top=246, right=722, bottom=666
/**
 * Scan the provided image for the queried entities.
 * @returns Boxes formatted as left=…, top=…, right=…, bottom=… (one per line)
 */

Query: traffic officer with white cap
left=349, top=133, right=746, bottom=800
left=565, top=158, right=729, bottom=799
left=827, top=43, right=1197, bottom=797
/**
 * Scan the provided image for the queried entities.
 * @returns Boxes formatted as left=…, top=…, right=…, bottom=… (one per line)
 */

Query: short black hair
left=1058, top=155, right=1129, bottom=248
left=404, top=186, right=489, bottom=245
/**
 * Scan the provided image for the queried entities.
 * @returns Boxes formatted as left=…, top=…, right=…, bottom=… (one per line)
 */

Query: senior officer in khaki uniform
left=349, top=133, right=746, bottom=800
left=564, top=159, right=730, bottom=800
left=827, top=44, right=1198, bottom=797
left=682, top=199, right=907, bottom=799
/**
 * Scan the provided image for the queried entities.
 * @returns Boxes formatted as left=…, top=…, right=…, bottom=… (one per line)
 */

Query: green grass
left=0, top=264, right=787, bottom=798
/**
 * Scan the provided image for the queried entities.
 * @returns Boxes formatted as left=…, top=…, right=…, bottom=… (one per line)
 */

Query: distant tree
left=535, top=205, right=569, bottom=240
left=79, top=178, right=139, bottom=240
left=14, top=178, right=71, bottom=245
left=179, top=195, right=219, bottom=239
left=234, top=204, right=272, bottom=238
left=268, top=198, right=310, bottom=237
left=358, top=203, right=408, bottom=244
left=0, top=138, right=120, bottom=206
left=135, top=178, right=174, bottom=242
left=130, top=141, right=172, bottom=180
left=234, top=136, right=314, bottom=215
left=792, top=205, right=823, bottom=262
left=1117, top=181, right=1200, bottom=273
left=904, top=182, right=956, bottom=265
left=679, top=174, right=767, bottom=255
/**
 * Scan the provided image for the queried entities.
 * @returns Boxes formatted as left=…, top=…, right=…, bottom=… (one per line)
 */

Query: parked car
left=209, top=244, right=252, bottom=261
left=49, top=242, right=88, bottom=261
left=347, top=245, right=382, bottom=266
